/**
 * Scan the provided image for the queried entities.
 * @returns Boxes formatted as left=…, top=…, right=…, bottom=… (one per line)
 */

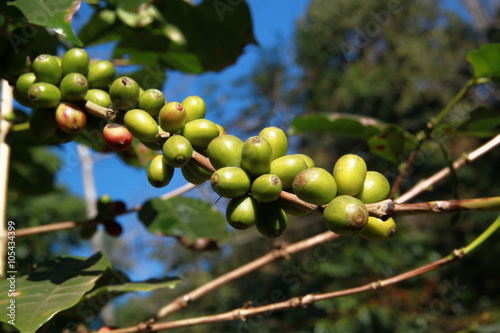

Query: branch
left=156, top=231, right=340, bottom=319
left=389, top=78, right=477, bottom=199
left=396, top=133, right=500, bottom=203
left=104, top=213, right=500, bottom=333
left=0, top=79, right=14, bottom=279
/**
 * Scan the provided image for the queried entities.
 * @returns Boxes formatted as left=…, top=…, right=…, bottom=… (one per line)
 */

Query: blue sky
left=46, top=0, right=310, bottom=279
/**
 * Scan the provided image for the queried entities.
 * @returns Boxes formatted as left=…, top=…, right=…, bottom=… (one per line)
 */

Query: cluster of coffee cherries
left=9, top=46, right=395, bottom=241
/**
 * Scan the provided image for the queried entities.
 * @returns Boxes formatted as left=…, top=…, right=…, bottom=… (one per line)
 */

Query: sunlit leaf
left=466, top=43, right=500, bottom=81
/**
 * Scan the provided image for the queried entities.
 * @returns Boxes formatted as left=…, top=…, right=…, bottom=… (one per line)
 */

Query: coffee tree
left=1, top=1, right=500, bottom=332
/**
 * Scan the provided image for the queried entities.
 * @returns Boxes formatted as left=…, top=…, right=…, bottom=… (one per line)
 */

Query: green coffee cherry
left=159, top=102, right=186, bottom=133
left=140, top=139, right=162, bottom=151
left=226, top=195, right=258, bottom=230
left=216, top=124, right=225, bottom=136
left=5, top=49, right=32, bottom=77
left=29, top=108, right=58, bottom=139
left=211, top=167, right=251, bottom=198
left=207, top=134, right=243, bottom=169
left=269, top=155, right=308, bottom=189
left=360, top=217, right=396, bottom=242
left=281, top=204, right=310, bottom=217
left=52, top=128, right=77, bottom=143
left=124, top=109, right=159, bottom=142
left=180, top=119, right=219, bottom=148
left=250, top=174, right=282, bottom=203
left=16, top=72, right=36, bottom=95
left=13, top=88, right=33, bottom=107
left=185, top=160, right=212, bottom=181
left=87, top=60, right=115, bottom=89
left=256, top=204, right=288, bottom=238
left=55, top=102, right=87, bottom=134
left=61, top=48, right=89, bottom=76
left=355, top=171, right=391, bottom=204
left=139, top=89, right=165, bottom=117
left=84, top=89, right=112, bottom=108
left=259, top=126, right=288, bottom=160
left=182, top=95, right=206, bottom=122
left=292, top=167, right=337, bottom=205
left=296, top=154, right=315, bottom=168
left=333, top=154, right=367, bottom=196
left=53, top=56, right=62, bottom=66
left=162, top=135, right=193, bottom=167
left=109, top=76, right=141, bottom=111
left=147, top=155, right=174, bottom=188
left=32, top=54, right=62, bottom=84
left=323, top=195, right=368, bottom=236
left=28, top=82, right=61, bottom=109
left=240, top=136, right=273, bottom=178
left=181, top=165, right=207, bottom=185
left=60, top=73, right=88, bottom=102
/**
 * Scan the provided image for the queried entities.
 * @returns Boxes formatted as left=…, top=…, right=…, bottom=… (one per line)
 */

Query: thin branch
left=396, top=133, right=500, bottom=203
left=0, top=79, right=14, bottom=279
left=104, top=213, right=500, bottom=333
left=156, top=231, right=340, bottom=319
left=389, top=78, right=477, bottom=198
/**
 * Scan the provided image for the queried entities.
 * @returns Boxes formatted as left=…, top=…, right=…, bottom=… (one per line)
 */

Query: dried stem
left=156, top=231, right=340, bottom=319
left=0, top=79, right=13, bottom=279
left=396, top=133, right=500, bottom=203
left=389, top=78, right=477, bottom=199
left=105, top=213, right=500, bottom=333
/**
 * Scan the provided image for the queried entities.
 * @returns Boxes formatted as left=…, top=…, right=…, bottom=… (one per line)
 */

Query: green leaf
left=439, top=107, right=500, bottom=138
left=0, top=252, right=110, bottom=333
left=9, top=0, right=83, bottom=46
left=466, top=43, right=500, bottom=80
left=138, top=197, right=230, bottom=244
left=367, top=124, right=417, bottom=163
left=288, top=113, right=385, bottom=139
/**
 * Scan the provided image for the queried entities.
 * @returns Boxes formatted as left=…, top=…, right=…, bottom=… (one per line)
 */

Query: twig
left=389, top=78, right=477, bottom=199
left=159, top=183, right=197, bottom=201
left=396, top=133, right=500, bottom=203
left=156, top=231, right=340, bottom=319
left=102, top=213, right=500, bottom=333
left=0, top=79, right=14, bottom=279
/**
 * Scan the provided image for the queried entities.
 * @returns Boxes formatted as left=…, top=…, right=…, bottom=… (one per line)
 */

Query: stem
left=396, top=133, right=500, bottom=203
left=104, top=213, right=500, bottom=333
left=0, top=79, right=13, bottom=279
left=10, top=122, right=29, bottom=132
left=156, top=231, right=339, bottom=319
left=389, top=78, right=477, bottom=199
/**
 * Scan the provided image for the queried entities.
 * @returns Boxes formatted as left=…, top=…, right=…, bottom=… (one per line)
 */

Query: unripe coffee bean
left=207, top=134, right=243, bottom=169
left=296, top=154, right=315, bottom=168
left=103, top=123, right=133, bottom=151
left=87, top=60, right=115, bottom=89
left=28, top=82, right=61, bottom=108
left=259, top=126, right=288, bottom=160
left=333, top=154, right=367, bottom=196
left=61, top=48, right=89, bottom=76
left=355, top=171, right=391, bottom=204
left=139, top=89, right=165, bottom=117
left=32, top=54, right=62, bottom=84
left=16, top=72, right=36, bottom=95
left=60, top=73, right=88, bottom=102
left=269, top=155, right=308, bottom=189
left=216, top=124, right=225, bottom=136
left=360, top=217, right=396, bottom=242
left=162, top=135, right=193, bottom=167
left=55, top=102, right=87, bottom=134
left=5, top=49, right=32, bottom=77
left=292, top=167, right=337, bottom=205
left=85, top=89, right=112, bottom=108
left=180, top=119, right=219, bottom=148
left=226, top=195, right=258, bottom=230
left=182, top=95, right=206, bottom=122
left=250, top=174, right=282, bottom=203
left=159, top=102, right=186, bottom=133
left=281, top=204, right=310, bottom=217
left=109, top=76, right=140, bottom=111
left=240, top=136, right=273, bottom=178
left=147, top=155, right=174, bottom=188
left=185, top=160, right=212, bottom=181
left=256, top=204, right=288, bottom=238
left=323, top=195, right=368, bottom=236
left=52, top=128, right=77, bottom=143
left=181, top=165, right=207, bottom=185
left=124, top=109, right=159, bottom=142
left=29, top=108, right=58, bottom=139
left=211, top=167, right=251, bottom=198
